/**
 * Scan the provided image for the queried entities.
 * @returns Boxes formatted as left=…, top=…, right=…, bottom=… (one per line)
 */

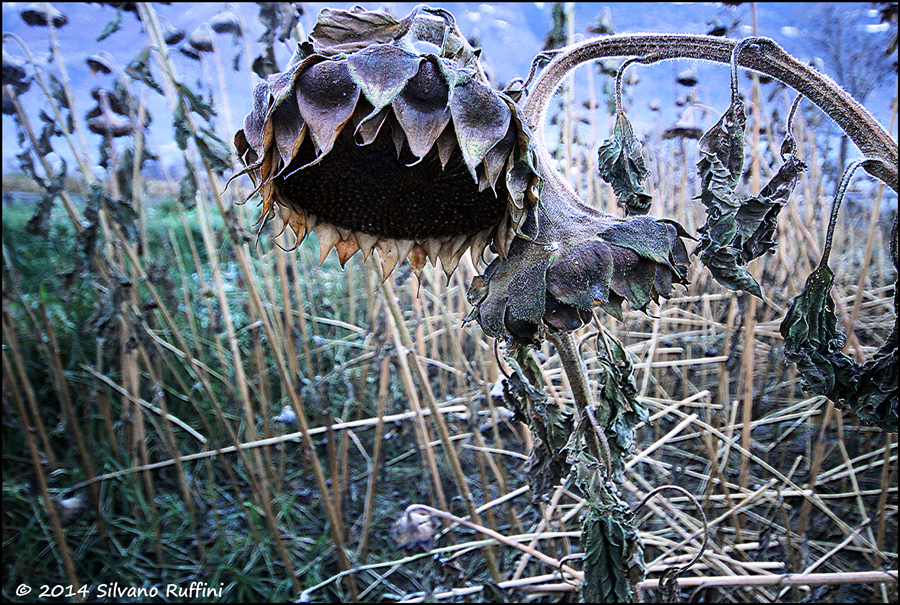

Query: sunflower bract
left=234, top=5, right=539, bottom=279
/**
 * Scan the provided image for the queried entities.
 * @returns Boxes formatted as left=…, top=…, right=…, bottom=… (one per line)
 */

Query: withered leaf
left=102, top=191, right=139, bottom=243
left=582, top=505, right=642, bottom=603
left=781, top=264, right=859, bottom=403
left=846, top=309, right=898, bottom=431
left=125, top=48, right=164, bottom=96
left=598, top=111, right=652, bottom=216
left=177, top=83, right=216, bottom=122
left=595, top=332, right=646, bottom=482
left=26, top=158, right=66, bottom=237
left=503, top=350, right=574, bottom=498
left=178, top=158, right=198, bottom=208
left=195, top=128, right=231, bottom=175
left=172, top=102, right=190, bottom=150
left=735, top=154, right=807, bottom=263
left=310, top=6, right=407, bottom=55
left=695, top=95, right=806, bottom=297
left=781, top=164, right=897, bottom=432
left=96, top=7, right=122, bottom=42
left=694, top=97, right=763, bottom=296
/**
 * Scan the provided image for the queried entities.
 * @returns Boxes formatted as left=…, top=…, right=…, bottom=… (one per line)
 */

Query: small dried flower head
left=21, top=3, right=68, bottom=28
left=390, top=505, right=437, bottom=552
left=188, top=25, right=214, bottom=53
left=58, top=494, right=89, bottom=526
left=160, top=17, right=186, bottom=46
left=676, top=66, right=698, bottom=87
left=273, top=404, right=297, bottom=424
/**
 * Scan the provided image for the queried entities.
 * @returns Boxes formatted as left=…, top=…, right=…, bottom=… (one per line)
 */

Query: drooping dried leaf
left=310, top=6, right=407, bottom=55
left=26, top=159, right=66, bottom=237
left=177, top=83, right=216, bottom=122
left=125, top=48, right=164, bottom=96
left=502, top=350, right=574, bottom=498
left=36, top=110, right=61, bottom=157
left=781, top=265, right=860, bottom=402
left=693, top=97, right=765, bottom=296
left=173, top=102, right=189, bottom=150
left=846, top=310, right=898, bottom=431
left=779, top=161, right=897, bottom=431
left=595, top=333, right=647, bottom=481
left=735, top=154, right=807, bottom=262
left=194, top=128, right=232, bottom=175
left=391, top=57, right=452, bottom=159
left=448, top=76, right=512, bottom=180
left=581, top=504, right=642, bottom=603
left=598, top=111, right=652, bottom=216
left=96, top=7, right=122, bottom=41
left=347, top=44, right=421, bottom=119
left=178, top=158, right=198, bottom=208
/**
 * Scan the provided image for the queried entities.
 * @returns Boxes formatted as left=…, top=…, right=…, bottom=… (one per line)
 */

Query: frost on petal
left=295, top=60, right=361, bottom=156
left=348, top=44, right=422, bottom=119
left=392, top=58, right=452, bottom=159
left=449, top=77, right=511, bottom=180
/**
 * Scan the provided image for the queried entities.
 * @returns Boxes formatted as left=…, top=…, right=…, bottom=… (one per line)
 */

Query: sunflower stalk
left=523, top=34, right=897, bottom=191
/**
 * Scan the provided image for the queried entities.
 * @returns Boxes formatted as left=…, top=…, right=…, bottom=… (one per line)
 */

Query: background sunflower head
left=234, top=5, right=539, bottom=279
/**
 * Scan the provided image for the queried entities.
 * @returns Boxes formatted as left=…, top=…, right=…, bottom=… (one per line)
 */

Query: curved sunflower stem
left=524, top=34, right=897, bottom=192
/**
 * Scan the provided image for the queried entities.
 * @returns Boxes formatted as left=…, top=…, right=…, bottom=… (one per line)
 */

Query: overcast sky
left=2, top=2, right=896, bottom=177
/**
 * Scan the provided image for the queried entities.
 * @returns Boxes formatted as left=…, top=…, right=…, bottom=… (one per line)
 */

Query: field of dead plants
left=2, top=3, right=897, bottom=603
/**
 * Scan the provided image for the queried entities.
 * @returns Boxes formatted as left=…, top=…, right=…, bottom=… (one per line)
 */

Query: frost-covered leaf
left=695, top=89, right=807, bottom=298
left=595, top=333, right=646, bottom=481
left=195, top=128, right=231, bottom=175
left=503, top=350, right=574, bottom=498
left=780, top=233, right=897, bottom=431
left=598, top=111, right=652, bottom=216
left=693, top=97, right=762, bottom=295
left=847, top=309, right=898, bottom=431
left=177, top=83, right=216, bottom=122
left=780, top=159, right=897, bottom=432
left=26, top=159, right=66, bottom=237
left=96, top=7, right=122, bottom=41
left=173, top=102, right=190, bottom=150
left=735, top=155, right=807, bottom=263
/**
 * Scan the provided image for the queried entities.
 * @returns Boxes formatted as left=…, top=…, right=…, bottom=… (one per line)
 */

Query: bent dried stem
left=524, top=34, right=897, bottom=192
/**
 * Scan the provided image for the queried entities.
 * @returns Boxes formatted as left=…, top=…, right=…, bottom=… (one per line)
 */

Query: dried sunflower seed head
left=234, top=5, right=539, bottom=280
left=390, top=506, right=437, bottom=552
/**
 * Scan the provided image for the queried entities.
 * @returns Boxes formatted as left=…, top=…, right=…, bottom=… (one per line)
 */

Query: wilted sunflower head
left=235, top=5, right=692, bottom=345
left=234, top=5, right=539, bottom=278
left=390, top=505, right=438, bottom=553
